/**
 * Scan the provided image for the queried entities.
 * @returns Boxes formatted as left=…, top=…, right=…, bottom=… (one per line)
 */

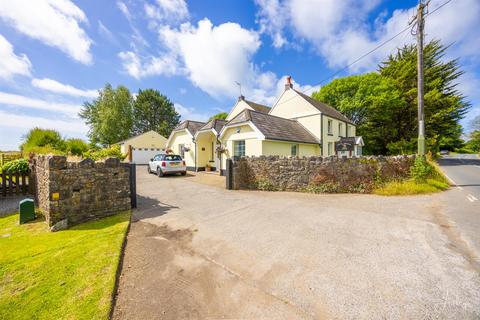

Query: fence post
left=129, top=163, right=137, bottom=209
left=226, top=158, right=233, bottom=190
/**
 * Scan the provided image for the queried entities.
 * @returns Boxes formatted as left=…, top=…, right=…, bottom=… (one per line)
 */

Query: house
left=116, top=130, right=167, bottom=164
left=165, top=120, right=206, bottom=170
left=166, top=76, right=363, bottom=174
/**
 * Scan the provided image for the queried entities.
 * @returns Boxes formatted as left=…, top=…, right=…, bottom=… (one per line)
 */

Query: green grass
left=374, top=178, right=449, bottom=195
left=0, top=211, right=130, bottom=320
left=374, top=159, right=450, bottom=196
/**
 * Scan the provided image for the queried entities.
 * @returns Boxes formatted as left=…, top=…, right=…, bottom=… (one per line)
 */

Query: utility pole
left=412, top=0, right=428, bottom=155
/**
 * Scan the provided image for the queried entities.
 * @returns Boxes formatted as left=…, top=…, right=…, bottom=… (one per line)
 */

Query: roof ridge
left=293, top=89, right=353, bottom=124
left=247, top=108, right=299, bottom=123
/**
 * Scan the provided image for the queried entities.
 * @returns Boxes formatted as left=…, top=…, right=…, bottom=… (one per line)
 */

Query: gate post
left=226, top=158, right=233, bottom=190
left=129, top=163, right=137, bottom=208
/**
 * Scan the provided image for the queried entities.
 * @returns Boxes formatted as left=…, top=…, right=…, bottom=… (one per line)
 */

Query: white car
left=148, top=154, right=187, bottom=177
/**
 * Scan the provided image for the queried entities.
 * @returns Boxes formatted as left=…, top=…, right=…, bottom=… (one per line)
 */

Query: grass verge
left=374, top=159, right=450, bottom=196
left=374, top=178, right=449, bottom=195
left=0, top=211, right=130, bottom=320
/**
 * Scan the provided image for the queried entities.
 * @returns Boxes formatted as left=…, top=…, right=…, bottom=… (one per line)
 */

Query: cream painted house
left=166, top=76, right=363, bottom=174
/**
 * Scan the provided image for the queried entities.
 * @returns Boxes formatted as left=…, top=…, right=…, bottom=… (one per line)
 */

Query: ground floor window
left=234, top=140, right=245, bottom=157
left=179, top=144, right=185, bottom=158
left=291, top=144, right=298, bottom=156
left=328, top=142, right=333, bottom=156
left=357, top=146, right=362, bottom=156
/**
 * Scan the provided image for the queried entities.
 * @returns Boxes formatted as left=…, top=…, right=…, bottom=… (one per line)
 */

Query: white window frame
left=234, top=140, right=245, bottom=157
left=327, top=119, right=333, bottom=135
left=338, top=123, right=343, bottom=137
left=328, top=142, right=333, bottom=156
left=291, top=144, right=298, bottom=156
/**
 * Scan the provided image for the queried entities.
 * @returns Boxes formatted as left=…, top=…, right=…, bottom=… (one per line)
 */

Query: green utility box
left=19, top=199, right=35, bottom=224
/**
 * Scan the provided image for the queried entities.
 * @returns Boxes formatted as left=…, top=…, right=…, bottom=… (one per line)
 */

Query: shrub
left=65, top=138, right=89, bottom=156
left=1, top=158, right=29, bottom=174
left=83, top=145, right=126, bottom=161
left=410, top=156, right=433, bottom=183
left=255, top=179, right=277, bottom=191
left=21, top=128, right=65, bottom=153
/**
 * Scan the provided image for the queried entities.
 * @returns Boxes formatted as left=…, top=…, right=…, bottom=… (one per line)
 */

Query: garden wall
left=230, top=155, right=415, bottom=193
left=32, top=155, right=132, bottom=230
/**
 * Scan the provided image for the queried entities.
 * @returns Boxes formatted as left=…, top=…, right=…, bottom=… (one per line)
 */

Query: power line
left=273, top=0, right=454, bottom=108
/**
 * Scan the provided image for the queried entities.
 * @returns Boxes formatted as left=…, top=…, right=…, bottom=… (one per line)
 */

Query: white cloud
left=0, top=91, right=80, bottom=116
left=174, top=103, right=209, bottom=121
left=0, top=34, right=31, bottom=79
left=255, top=0, right=480, bottom=71
left=118, top=51, right=179, bottom=79
left=98, top=21, right=117, bottom=44
left=160, top=19, right=262, bottom=98
left=116, top=1, right=132, bottom=21
left=145, top=0, right=189, bottom=25
left=255, top=0, right=288, bottom=48
left=0, top=0, right=92, bottom=64
left=0, top=110, right=87, bottom=135
left=31, top=78, right=98, bottom=98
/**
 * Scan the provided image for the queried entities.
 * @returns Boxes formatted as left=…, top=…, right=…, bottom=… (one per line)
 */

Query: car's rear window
left=164, top=155, right=182, bottom=161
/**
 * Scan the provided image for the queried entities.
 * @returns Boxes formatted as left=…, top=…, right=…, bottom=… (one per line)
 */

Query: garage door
left=132, top=148, right=165, bottom=164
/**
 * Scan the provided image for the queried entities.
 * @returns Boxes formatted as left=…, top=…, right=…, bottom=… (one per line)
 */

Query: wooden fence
left=0, top=152, right=23, bottom=166
left=0, top=172, right=29, bottom=197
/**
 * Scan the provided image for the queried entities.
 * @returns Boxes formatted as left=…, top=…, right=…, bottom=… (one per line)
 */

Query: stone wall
left=231, top=155, right=415, bottom=193
left=32, top=155, right=131, bottom=230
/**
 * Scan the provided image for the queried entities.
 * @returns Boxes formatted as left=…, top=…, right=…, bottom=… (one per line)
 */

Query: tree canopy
left=80, top=84, right=133, bottom=146
left=132, top=89, right=180, bottom=137
left=312, top=40, right=470, bottom=155
left=80, top=85, right=180, bottom=146
left=208, top=112, right=228, bottom=121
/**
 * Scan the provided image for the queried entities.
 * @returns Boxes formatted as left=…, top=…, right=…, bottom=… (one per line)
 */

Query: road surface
left=437, top=153, right=480, bottom=260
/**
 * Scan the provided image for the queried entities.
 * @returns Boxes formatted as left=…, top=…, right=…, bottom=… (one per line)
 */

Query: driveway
left=113, top=168, right=480, bottom=319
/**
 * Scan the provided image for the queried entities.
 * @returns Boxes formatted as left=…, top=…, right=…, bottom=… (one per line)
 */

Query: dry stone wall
left=32, top=155, right=131, bottom=230
left=231, top=155, right=415, bottom=193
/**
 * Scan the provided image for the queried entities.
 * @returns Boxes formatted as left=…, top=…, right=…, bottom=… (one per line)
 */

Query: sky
left=0, top=0, right=479, bottom=150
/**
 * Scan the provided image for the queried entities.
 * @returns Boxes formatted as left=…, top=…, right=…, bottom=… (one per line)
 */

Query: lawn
left=0, top=211, right=130, bottom=320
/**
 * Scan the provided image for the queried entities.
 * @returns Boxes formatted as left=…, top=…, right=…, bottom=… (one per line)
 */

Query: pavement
left=113, top=166, right=480, bottom=320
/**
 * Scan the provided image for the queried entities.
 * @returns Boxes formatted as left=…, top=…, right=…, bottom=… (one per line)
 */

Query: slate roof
left=173, top=120, right=206, bottom=136
left=294, top=89, right=354, bottom=124
left=227, top=109, right=319, bottom=144
left=197, top=119, right=227, bottom=134
left=244, top=99, right=271, bottom=114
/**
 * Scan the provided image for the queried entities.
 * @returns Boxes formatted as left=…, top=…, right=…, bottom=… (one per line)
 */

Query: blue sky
left=0, top=0, right=479, bottom=150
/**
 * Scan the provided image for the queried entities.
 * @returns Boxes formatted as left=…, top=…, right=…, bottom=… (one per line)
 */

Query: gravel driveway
left=113, top=169, right=480, bottom=319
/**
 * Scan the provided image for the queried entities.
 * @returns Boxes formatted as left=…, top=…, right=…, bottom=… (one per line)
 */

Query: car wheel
left=157, top=167, right=164, bottom=177
left=147, top=165, right=151, bottom=174
left=181, top=171, right=186, bottom=176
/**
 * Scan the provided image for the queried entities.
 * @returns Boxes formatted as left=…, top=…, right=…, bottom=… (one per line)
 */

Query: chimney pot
left=285, top=75, right=293, bottom=90
left=238, top=95, right=245, bottom=101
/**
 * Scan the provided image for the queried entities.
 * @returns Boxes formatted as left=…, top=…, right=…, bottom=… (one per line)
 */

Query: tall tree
left=312, top=73, right=406, bottom=155
left=132, top=89, right=180, bottom=137
left=313, top=40, right=470, bottom=155
left=379, top=40, right=469, bottom=154
left=208, top=112, right=228, bottom=121
left=80, top=84, right=133, bottom=146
